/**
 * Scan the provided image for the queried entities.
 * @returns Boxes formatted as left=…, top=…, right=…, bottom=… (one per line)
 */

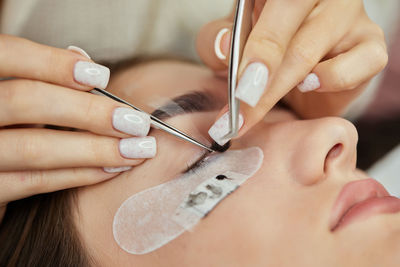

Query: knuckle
left=23, top=170, right=48, bottom=193
left=331, top=67, right=353, bottom=90
left=289, top=42, right=317, bottom=68
left=17, top=134, right=41, bottom=163
left=375, top=25, right=385, bottom=40
left=249, top=30, right=286, bottom=60
left=369, top=42, right=388, bottom=71
left=87, top=136, right=117, bottom=164
left=81, top=95, right=108, bottom=131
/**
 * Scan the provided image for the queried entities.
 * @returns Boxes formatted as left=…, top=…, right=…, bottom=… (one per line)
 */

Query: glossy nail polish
left=297, top=73, right=320, bottom=92
left=235, top=62, right=269, bottom=107
left=103, top=166, right=132, bottom=173
left=74, top=61, right=110, bottom=89
left=119, top=136, right=156, bottom=159
left=215, top=28, right=229, bottom=60
left=208, top=112, right=244, bottom=146
left=113, top=107, right=150, bottom=136
left=67, top=45, right=91, bottom=59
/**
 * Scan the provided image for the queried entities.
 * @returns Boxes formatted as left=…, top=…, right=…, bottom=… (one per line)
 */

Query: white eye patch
left=113, top=147, right=264, bottom=255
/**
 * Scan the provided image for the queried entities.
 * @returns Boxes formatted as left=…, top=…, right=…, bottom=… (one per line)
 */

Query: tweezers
left=91, top=88, right=215, bottom=153
left=223, top=0, right=254, bottom=140
left=89, top=1, right=253, bottom=153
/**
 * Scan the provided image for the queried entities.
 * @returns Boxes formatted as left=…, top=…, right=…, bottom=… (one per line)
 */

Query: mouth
left=330, top=178, right=400, bottom=231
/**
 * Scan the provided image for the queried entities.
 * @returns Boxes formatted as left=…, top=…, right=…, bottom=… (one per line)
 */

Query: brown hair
left=0, top=191, right=92, bottom=267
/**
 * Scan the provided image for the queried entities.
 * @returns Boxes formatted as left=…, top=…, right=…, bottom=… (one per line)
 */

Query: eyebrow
left=151, top=91, right=220, bottom=173
left=151, top=91, right=219, bottom=120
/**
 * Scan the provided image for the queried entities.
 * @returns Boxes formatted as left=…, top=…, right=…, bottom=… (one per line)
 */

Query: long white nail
left=208, top=112, right=244, bottom=146
left=74, top=61, right=110, bottom=89
left=67, top=45, right=91, bottom=59
left=235, top=62, right=269, bottom=107
left=103, top=166, right=132, bottom=173
left=215, top=28, right=229, bottom=60
left=113, top=107, right=150, bottom=136
left=297, top=73, right=320, bottom=92
left=119, top=136, right=156, bottom=158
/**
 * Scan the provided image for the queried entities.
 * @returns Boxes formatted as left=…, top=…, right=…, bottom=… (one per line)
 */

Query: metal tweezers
left=90, top=0, right=254, bottom=153
left=91, top=88, right=215, bottom=153
left=223, top=0, right=254, bottom=140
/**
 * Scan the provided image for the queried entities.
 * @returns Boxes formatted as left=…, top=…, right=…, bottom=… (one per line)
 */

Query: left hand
left=197, top=0, right=388, bottom=139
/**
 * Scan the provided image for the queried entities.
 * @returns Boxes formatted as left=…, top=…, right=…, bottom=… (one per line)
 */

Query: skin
left=76, top=60, right=400, bottom=267
left=0, top=37, right=150, bottom=210
left=0, top=0, right=388, bottom=220
left=197, top=0, right=388, bottom=137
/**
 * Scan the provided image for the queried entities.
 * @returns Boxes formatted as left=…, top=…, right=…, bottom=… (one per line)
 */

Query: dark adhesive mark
left=186, top=192, right=207, bottom=207
left=215, top=175, right=227, bottom=180
left=205, top=184, right=223, bottom=199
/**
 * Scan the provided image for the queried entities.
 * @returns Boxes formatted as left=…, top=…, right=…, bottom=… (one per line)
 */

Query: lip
left=330, top=178, right=400, bottom=231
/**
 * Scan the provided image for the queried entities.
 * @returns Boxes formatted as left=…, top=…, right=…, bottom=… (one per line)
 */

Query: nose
left=290, top=117, right=358, bottom=185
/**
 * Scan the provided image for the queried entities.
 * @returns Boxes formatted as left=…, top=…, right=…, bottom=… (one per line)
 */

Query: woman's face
left=75, top=60, right=400, bottom=267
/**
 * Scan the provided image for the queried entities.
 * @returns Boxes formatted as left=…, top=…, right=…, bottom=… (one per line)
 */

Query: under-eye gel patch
left=113, top=147, right=264, bottom=255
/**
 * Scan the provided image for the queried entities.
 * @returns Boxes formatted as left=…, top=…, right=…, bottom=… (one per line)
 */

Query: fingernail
left=119, top=136, right=156, bottom=158
left=208, top=112, right=244, bottom=146
left=74, top=61, right=110, bottom=89
left=113, top=107, right=150, bottom=136
left=235, top=62, right=269, bottom=107
left=297, top=73, right=320, bottom=92
left=103, top=166, right=132, bottom=173
left=67, top=45, right=91, bottom=59
left=215, top=28, right=230, bottom=60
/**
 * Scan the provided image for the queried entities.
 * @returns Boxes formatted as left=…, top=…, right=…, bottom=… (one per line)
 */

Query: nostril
left=324, top=143, right=343, bottom=172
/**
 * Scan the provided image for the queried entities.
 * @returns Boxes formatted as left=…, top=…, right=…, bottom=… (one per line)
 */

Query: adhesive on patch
left=113, top=147, right=264, bottom=255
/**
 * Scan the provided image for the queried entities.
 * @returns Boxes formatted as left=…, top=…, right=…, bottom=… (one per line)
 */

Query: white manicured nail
left=67, top=45, right=91, bottom=59
left=297, top=73, right=320, bottom=92
left=103, top=166, right=132, bottom=173
left=113, top=107, right=150, bottom=136
left=235, top=62, right=269, bottom=107
left=215, top=28, right=229, bottom=60
left=74, top=61, right=110, bottom=89
left=119, top=136, right=156, bottom=158
left=208, top=112, right=244, bottom=146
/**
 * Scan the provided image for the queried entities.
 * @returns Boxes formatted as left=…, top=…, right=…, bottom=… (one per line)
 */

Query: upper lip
left=329, top=178, right=390, bottom=231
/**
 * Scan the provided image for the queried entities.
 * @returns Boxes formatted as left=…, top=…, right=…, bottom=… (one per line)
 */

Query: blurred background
left=356, top=0, right=400, bottom=196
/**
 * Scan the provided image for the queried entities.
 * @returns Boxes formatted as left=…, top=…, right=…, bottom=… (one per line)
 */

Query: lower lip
left=333, top=196, right=400, bottom=231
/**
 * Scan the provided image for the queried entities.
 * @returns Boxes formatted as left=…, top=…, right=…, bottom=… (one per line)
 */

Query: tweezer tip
left=211, top=141, right=231, bottom=153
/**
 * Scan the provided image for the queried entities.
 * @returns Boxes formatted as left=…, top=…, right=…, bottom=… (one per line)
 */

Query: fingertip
left=103, top=166, right=133, bottom=173
left=67, top=45, right=91, bottom=60
left=297, top=73, right=321, bottom=93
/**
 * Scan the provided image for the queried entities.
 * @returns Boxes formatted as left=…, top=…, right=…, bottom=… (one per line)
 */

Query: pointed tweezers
left=223, top=0, right=254, bottom=140
left=91, top=88, right=215, bottom=153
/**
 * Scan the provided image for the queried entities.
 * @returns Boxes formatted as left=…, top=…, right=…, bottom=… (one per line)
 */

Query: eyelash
left=184, top=153, right=209, bottom=173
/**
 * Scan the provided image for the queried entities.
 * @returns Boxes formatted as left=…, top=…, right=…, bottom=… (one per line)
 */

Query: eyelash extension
left=184, top=151, right=211, bottom=173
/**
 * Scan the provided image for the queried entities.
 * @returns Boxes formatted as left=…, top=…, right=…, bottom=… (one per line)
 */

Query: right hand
left=0, top=35, right=156, bottom=209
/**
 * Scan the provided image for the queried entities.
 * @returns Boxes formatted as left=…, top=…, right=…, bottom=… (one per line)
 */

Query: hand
left=197, top=0, right=388, bottom=144
left=0, top=35, right=156, bottom=210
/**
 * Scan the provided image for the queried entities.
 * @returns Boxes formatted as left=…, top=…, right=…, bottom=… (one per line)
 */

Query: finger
left=298, top=40, right=388, bottom=93
left=235, top=0, right=318, bottom=107
left=197, top=18, right=233, bottom=71
left=236, top=0, right=363, bottom=136
left=0, top=167, right=121, bottom=205
left=0, top=35, right=109, bottom=89
left=0, top=79, right=151, bottom=137
left=0, top=129, right=156, bottom=171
